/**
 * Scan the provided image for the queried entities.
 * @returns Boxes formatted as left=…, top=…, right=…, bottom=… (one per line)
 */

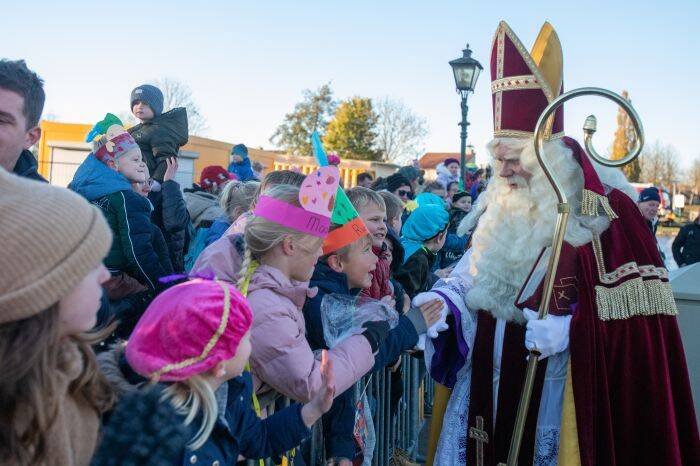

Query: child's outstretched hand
left=163, top=157, right=179, bottom=182
left=418, top=299, right=444, bottom=328
left=301, top=350, right=336, bottom=428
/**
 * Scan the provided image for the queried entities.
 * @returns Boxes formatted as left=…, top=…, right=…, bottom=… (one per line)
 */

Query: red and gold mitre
left=490, top=21, right=563, bottom=139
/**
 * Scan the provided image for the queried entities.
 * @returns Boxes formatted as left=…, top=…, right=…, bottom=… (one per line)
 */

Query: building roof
left=418, top=151, right=475, bottom=169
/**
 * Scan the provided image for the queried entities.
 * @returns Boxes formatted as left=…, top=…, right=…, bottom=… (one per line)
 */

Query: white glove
left=412, top=292, right=449, bottom=338
left=523, top=308, right=571, bottom=360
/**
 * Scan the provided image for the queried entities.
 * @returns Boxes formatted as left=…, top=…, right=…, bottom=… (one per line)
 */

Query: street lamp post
left=449, top=44, right=483, bottom=187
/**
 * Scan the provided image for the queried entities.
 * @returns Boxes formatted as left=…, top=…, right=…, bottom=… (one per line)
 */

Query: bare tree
left=687, top=156, right=700, bottom=195
left=639, top=140, right=681, bottom=188
left=374, top=97, right=428, bottom=164
left=155, top=77, right=207, bottom=135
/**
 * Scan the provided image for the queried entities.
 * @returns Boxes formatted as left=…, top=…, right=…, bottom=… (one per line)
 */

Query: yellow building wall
left=37, top=121, right=92, bottom=178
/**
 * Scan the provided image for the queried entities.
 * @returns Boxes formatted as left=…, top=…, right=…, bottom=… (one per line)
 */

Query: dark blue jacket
left=303, top=261, right=419, bottom=460
left=13, top=150, right=46, bottom=181
left=70, top=154, right=169, bottom=290
left=204, top=216, right=231, bottom=248
left=184, top=372, right=311, bottom=464
left=228, top=157, right=256, bottom=182
left=149, top=180, right=192, bottom=273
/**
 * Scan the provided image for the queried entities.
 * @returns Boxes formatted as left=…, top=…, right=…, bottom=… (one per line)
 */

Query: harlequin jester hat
left=253, top=161, right=341, bottom=238
left=85, top=113, right=139, bottom=164
left=311, top=132, right=369, bottom=254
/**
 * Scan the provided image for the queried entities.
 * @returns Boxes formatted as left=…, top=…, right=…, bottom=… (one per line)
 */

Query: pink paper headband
left=94, top=132, right=139, bottom=164
left=254, top=196, right=330, bottom=238
left=253, top=166, right=340, bottom=238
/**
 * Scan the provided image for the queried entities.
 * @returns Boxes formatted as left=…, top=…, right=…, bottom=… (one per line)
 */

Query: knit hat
left=638, top=186, right=661, bottom=203
left=387, top=173, right=411, bottom=194
left=400, top=204, right=449, bottom=263
left=131, top=84, right=164, bottom=117
left=0, top=169, right=112, bottom=323
left=125, top=279, right=253, bottom=381
left=200, top=165, right=235, bottom=190
left=415, top=192, right=445, bottom=208
left=452, top=191, right=471, bottom=203
left=444, top=158, right=460, bottom=167
left=397, top=166, right=424, bottom=182
left=231, top=143, right=249, bottom=159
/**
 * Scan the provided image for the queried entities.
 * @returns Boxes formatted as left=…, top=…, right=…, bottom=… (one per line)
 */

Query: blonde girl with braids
left=243, top=183, right=387, bottom=404
left=0, top=172, right=114, bottom=466
left=119, top=278, right=335, bottom=464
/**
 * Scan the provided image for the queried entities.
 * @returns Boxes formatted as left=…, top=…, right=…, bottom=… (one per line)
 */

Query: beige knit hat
left=0, top=168, right=112, bottom=324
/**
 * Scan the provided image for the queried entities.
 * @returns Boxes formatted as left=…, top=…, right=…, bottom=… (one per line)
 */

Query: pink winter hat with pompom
left=126, top=279, right=253, bottom=381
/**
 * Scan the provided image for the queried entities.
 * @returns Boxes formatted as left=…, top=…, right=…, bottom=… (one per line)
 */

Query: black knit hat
left=131, top=84, right=164, bottom=117
left=387, top=173, right=411, bottom=193
left=452, top=190, right=471, bottom=203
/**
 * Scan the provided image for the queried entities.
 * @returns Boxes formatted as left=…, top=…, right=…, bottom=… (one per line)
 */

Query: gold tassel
left=581, top=189, right=618, bottom=220
left=595, top=278, right=678, bottom=321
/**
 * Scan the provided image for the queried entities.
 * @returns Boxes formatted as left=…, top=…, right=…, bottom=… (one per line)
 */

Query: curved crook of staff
left=503, top=87, right=644, bottom=466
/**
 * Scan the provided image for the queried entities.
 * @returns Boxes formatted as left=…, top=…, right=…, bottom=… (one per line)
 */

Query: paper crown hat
left=253, top=163, right=341, bottom=238
left=311, top=132, right=369, bottom=254
left=490, top=21, right=564, bottom=140
left=85, top=113, right=139, bottom=164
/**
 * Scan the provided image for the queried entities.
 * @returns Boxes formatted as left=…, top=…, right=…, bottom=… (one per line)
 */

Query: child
left=190, top=170, right=306, bottom=283
left=302, top=215, right=442, bottom=463
left=228, top=143, right=256, bottom=181
left=446, top=181, right=460, bottom=206
left=395, top=204, right=449, bottom=299
left=128, top=84, right=189, bottom=184
left=242, top=180, right=388, bottom=405
left=104, top=278, right=335, bottom=464
left=71, top=114, right=169, bottom=294
left=436, top=157, right=460, bottom=188
left=423, top=180, right=447, bottom=200
left=438, top=191, right=472, bottom=269
left=346, top=187, right=393, bottom=301
left=379, top=191, right=405, bottom=236
left=0, top=170, right=114, bottom=466
left=205, top=180, right=260, bottom=247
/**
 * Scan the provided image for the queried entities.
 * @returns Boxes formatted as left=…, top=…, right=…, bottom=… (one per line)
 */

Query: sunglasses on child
left=397, top=189, right=411, bottom=198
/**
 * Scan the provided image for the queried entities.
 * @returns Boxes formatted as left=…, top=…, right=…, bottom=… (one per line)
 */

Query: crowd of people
left=2, top=30, right=699, bottom=465
left=0, top=58, right=483, bottom=466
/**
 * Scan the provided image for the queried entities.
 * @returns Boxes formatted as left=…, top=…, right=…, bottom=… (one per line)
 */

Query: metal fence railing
left=247, top=353, right=433, bottom=466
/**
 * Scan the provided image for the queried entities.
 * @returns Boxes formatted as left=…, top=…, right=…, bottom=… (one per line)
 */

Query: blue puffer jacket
left=303, top=261, right=420, bottom=460
left=70, top=154, right=169, bottom=290
left=228, top=157, right=256, bottom=182
left=204, top=215, right=231, bottom=248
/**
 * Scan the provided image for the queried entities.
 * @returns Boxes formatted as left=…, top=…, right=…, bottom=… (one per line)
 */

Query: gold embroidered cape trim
left=150, top=280, right=232, bottom=380
left=581, top=189, right=618, bottom=220
left=591, top=235, right=678, bottom=321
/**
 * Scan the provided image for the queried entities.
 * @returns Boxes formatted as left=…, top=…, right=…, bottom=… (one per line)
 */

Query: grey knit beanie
left=131, top=84, right=164, bottom=117
left=0, top=169, right=112, bottom=323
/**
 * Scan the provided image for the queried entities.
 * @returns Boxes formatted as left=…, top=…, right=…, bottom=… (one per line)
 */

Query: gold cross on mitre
left=469, top=415, right=489, bottom=466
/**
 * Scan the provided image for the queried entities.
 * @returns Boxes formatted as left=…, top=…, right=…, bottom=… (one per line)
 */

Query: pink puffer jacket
left=247, top=265, right=375, bottom=402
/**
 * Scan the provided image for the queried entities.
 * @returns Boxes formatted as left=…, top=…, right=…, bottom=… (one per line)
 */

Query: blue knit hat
left=638, top=187, right=660, bottom=203
left=415, top=192, right=445, bottom=208
left=400, top=204, right=449, bottom=263
left=131, top=84, right=164, bottom=117
left=231, top=143, right=249, bottom=159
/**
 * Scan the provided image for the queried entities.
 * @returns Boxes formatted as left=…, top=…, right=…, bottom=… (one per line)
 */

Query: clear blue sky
left=2, top=0, right=698, bottom=168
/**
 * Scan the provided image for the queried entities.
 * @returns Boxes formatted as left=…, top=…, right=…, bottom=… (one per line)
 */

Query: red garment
left=361, top=246, right=393, bottom=300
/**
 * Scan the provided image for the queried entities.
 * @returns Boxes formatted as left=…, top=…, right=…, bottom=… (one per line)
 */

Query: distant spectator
left=438, top=191, right=472, bottom=269
left=672, top=215, right=700, bottom=267
left=637, top=187, right=661, bottom=234
left=423, top=180, right=447, bottom=199
left=398, top=166, right=424, bottom=193
left=357, top=172, right=374, bottom=188
left=436, top=158, right=460, bottom=188
left=205, top=180, right=260, bottom=247
left=446, top=181, right=460, bottom=206
left=228, top=143, right=256, bottom=181
left=370, top=176, right=388, bottom=191
left=128, top=84, right=189, bottom=184
left=252, top=160, right=265, bottom=179
left=0, top=59, right=46, bottom=181
left=387, top=173, right=413, bottom=202
left=379, top=191, right=405, bottom=235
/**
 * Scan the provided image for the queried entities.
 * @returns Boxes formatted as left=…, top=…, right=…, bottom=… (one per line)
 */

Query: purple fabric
left=428, top=289, right=469, bottom=388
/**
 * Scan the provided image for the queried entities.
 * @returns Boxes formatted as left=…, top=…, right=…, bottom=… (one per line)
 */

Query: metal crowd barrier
left=247, top=353, right=434, bottom=466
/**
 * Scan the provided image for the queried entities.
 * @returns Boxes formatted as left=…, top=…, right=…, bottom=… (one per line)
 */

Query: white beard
left=460, top=137, right=630, bottom=323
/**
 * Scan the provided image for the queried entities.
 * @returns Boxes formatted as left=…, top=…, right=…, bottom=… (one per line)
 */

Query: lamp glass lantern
left=449, top=44, right=483, bottom=96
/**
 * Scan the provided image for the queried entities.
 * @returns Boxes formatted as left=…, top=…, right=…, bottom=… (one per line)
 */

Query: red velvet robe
left=465, top=187, right=699, bottom=465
